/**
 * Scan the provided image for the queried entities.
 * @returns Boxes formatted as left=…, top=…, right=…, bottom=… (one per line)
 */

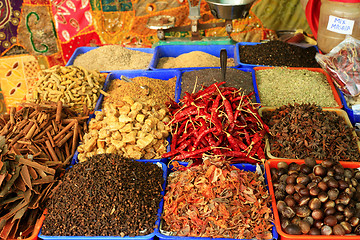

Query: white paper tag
left=327, top=15, right=355, bottom=35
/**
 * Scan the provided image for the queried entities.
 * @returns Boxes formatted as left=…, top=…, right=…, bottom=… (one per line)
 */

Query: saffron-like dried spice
left=161, top=159, right=274, bottom=239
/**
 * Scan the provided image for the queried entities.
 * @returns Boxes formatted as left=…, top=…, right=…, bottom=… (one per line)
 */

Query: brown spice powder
left=73, top=45, right=153, bottom=71
left=157, top=51, right=235, bottom=69
left=105, top=76, right=176, bottom=105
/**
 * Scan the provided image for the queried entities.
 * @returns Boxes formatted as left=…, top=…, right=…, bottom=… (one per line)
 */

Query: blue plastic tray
left=338, top=89, right=359, bottom=125
left=176, top=67, right=260, bottom=103
left=149, top=45, right=238, bottom=70
left=157, top=162, right=279, bottom=240
left=39, top=161, right=168, bottom=240
left=95, top=70, right=181, bottom=111
left=235, top=42, right=319, bottom=68
left=66, top=46, right=155, bottom=72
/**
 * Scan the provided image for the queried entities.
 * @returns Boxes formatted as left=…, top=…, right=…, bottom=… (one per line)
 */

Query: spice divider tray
left=235, top=42, right=319, bottom=68
left=176, top=67, right=261, bottom=103
left=253, top=67, right=343, bottom=109
left=38, top=160, right=168, bottom=240
left=95, top=70, right=182, bottom=111
left=156, top=162, right=279, bottom=240
left=149, top=45, right=238, bottom=70
left=265, top=158, right=360, bottom=240
left=259, top=107, right=360, bottom=159
left=66, top=46, right=155, bottom=73
left=71, top=111, right=170, bottom=165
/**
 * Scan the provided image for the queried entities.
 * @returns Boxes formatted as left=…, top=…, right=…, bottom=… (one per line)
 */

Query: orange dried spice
left=162, top=159, right=274, bottom=239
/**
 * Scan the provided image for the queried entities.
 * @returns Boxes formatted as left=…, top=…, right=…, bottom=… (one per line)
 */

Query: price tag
left=327, top=15, right=355, bottom=35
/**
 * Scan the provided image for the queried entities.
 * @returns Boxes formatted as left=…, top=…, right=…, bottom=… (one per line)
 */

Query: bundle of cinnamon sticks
left=0, top=101, right=88, bottom=239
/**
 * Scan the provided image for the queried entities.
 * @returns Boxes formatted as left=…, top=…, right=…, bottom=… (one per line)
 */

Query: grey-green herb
left=256, top=68, right=339, bottom=108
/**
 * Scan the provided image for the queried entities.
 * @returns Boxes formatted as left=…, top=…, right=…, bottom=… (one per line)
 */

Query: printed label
left=327, top=15, right=355, bottom=35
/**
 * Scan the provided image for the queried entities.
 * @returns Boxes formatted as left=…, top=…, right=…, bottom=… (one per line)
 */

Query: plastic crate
left=39, top=161, right=168, bottom=240
left=265, top=159, right=360, bottom=240
left=253, top=67, right=343, bottom=109
left=95, top=70, right=181, bottom=111
left=338, top=89, right=360, bottom=125
left=176, top=67, right=260, bottom=103
left=235, top=42, right=319, bottom=68
left=259, top=107, right=360, bottom=159
left=157, top=162, right=279, bottom=240
left=149, top=45, right=238, bottom=70
left=71, top=110, right=170, bottom=164
left=66, top=47, right=155, bottom=72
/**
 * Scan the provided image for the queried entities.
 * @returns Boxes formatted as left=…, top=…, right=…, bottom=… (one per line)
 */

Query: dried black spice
left=239, top=40, right=320, bottom=68
left=42, top=154, right=164, bottom=237
left=262, top=103, right=360, bottom=161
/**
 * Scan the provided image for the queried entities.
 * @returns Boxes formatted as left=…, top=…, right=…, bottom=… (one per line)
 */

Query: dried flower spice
left=256, top=68, right=339, bottom=108
left=161, top=158, right=274, bottom=239
left=262, top=103, right=360, bottom=161
left=42, top=154, right=164, bottom=237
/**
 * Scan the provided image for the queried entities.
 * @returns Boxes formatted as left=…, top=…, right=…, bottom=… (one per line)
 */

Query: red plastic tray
left=265, top=159, right=360, bottom=240
left=253, top=67, right=343, bottom=109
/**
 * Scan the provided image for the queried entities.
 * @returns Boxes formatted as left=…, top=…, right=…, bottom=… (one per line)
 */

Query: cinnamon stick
left=55, top=101, right=62, bottom=124
left=53, top=120, right=77, bottom=141
left=45, top=140, right=59, bottom=163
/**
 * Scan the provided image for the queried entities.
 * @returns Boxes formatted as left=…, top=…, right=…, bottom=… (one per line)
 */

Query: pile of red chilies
left=163, top=82, right=269, bottom=163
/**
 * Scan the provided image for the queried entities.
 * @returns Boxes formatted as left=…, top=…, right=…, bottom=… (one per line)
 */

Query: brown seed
left=312, top=209, right=324, bottom=220
left=324, top=215, right=337, bottom=227
left=321, top=225, right=333, bottom=235
left=309, top=198, right=321, bottom=210
left=333, top=224, right=346, bottom=235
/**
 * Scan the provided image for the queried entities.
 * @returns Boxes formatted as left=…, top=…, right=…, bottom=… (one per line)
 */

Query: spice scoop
left=120, top=75, right=150, bottom=96
left=220, top=49, right=227, bottom=82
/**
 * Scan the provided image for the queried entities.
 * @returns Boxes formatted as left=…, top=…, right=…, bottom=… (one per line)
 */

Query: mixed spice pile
left=162, top=158, right=273, bottom=239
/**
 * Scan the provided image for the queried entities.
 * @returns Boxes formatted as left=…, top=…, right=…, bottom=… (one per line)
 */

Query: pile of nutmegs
left=271, top=158, right=360, bottom=235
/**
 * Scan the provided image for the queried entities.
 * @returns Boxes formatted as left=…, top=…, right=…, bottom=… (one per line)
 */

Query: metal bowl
left=206, top=0, right=256, bottom=20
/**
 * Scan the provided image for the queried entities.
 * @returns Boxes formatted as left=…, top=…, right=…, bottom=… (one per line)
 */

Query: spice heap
left=42, top=154, right=164, bottom=237
left=77, top=97, right=170, bottom=162
left=256, top=68, right=339, bottom=107
left=32, top=65, right=106, bottom=113
left=238, top=40, right=320, bottom=68
left=164, top=82, right=268, bottom=163
left=262, top=103, right=360, bottom=161
left=157, top=51, right=235, bottom=69
left=180, top=68, right=254, bottom=100
left=73, top=45, right=153, bottom=71
left=162, top=158, right=273, bottom=239
left=105, top=76, right=176, bottom=106
left=271, top=159, right=360, bottom=235
left=0, top=102, right=87, bottom=239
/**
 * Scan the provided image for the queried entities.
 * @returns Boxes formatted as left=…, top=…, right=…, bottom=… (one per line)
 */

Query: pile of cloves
left=271, top=158, right=360, bottom=235
left=0, top=101, right=87, bottom=239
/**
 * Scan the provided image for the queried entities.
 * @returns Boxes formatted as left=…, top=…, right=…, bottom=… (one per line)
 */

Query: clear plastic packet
left=315, top=35, right=360, bottom=96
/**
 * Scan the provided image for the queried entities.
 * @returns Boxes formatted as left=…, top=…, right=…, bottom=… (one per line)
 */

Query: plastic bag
left=315, top=35, right=360, bottom=96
